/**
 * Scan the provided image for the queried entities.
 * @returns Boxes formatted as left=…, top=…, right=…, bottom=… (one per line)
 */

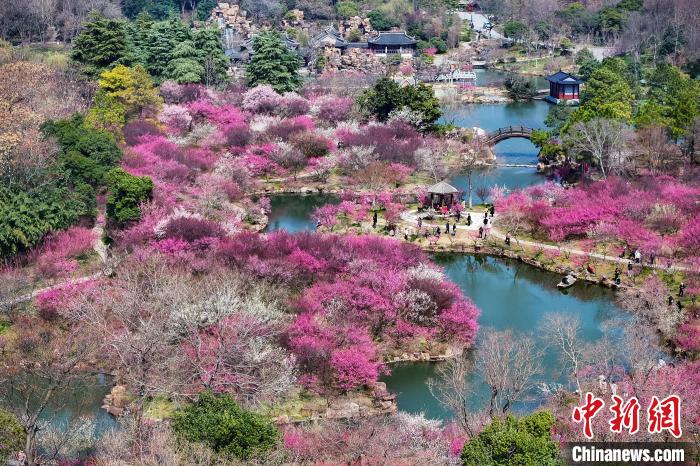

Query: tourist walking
left=489, top=205, right=495, bottom=217
left=679, top=282, right=686, bottom=297
left=452, top=224, right=456, bottom=236
left=483, top=217, right=489, bottom=226
left=613, top=267, right=621, bottom=285
left=505, top=235, right=511, bottom=246
left=634, top=249, right=641, bottom=264
left=466, top=213, right=472, bottom=226
left=478, top=226, right=484, bottom=239
left=619, top=246, right=627, bottom=258
left=372, top=211, right=378, bottom=229
left=456, top=211, right=461, bottom=222
left=627, top=260, right=633, bottom=277
left=445, top=221, right=450, bottom=233
left=417, top=217, right=422, bottom=228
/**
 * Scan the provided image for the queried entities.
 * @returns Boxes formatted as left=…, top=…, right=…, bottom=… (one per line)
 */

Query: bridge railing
left=484, top=125, right=534, bottom=141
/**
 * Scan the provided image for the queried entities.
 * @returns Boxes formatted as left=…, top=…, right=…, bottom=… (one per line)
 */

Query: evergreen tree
left=105, top=168, right=153, bottom=224
left=358, top=78, right=442, bottom=131
left=171, top=391, right=278, bottom=460
left=193, top=28, right=229, bottom=85
left=87, top=65, right=162, bottom=132
left=461, top=411, right=562, bottom=466
left=126, top=11, right=154, bottom=66
left=566, top=58, right=635, bottom=129
left=641, top=63, right=700, bottom=138
left=166, top=40, right=205, bottom=83
left=246, top=30, right=301, bottom=93
left=71, top=14, right=130, bottom=74
left=145, top=21, right=179, bottom=78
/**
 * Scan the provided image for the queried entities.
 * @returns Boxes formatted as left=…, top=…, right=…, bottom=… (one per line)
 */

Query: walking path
left=400, top=210, right=691, bottom=273
left=1, top=207, right=111, bottom=311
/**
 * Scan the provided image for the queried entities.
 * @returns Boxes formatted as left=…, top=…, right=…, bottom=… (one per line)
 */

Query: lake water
left=381, top=254, right=627, bottom=421
left=1, top=373, right=118, bottom=438
left=264, top=194, right=339, bottom=233
left=442, top=99, right=552, bottom=194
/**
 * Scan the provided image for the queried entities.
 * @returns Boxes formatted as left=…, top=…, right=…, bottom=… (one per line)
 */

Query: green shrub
left=0, top=409, right=24, bottom=462
left=105, top=168, right=153, bottom=224
left=171, top=391, right=278, bottom=460
left=461, top=411, right=562, bottom=466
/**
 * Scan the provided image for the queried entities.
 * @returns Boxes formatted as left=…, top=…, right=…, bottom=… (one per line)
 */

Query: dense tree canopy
left=566, top=58, right=635, bottom=129
left=71, top=14, right=130, bottom=75
left=87, top=64, right=162, bottom=133
left=0, top=409, right=24, bottom=464
left=461, top=412, right=561, bottom=466
left=358, top=78, right=442, bottom=131
left=171, top=391, right=278, bottom=460
left=105, top=168, right=153, bottom=224
left=72, top=14, right=227, bottom=85
left=246, top=30, right=302, bottom=93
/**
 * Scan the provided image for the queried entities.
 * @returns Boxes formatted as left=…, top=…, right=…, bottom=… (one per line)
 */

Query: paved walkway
left=400, top=210, right=691, bottom=273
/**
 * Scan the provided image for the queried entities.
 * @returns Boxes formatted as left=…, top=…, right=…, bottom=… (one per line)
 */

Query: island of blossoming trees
left=2, top=4, right=700, bottom=464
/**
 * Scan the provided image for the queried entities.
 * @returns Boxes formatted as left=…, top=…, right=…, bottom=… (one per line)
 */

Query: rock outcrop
left=320, top=45, right=385, bottom=73
left=209, top=2, right=255, bottom=39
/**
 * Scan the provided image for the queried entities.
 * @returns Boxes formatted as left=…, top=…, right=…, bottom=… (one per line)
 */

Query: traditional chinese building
left=310, top=26, right=348, bottom=50
left=367, top=31, right=417, bottom=58
left=545, top=71, right=584, bottom=105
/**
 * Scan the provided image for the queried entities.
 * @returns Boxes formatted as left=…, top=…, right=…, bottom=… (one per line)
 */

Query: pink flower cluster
left=216, top=231, right=479, bottom=392
left=34, top=227, right=96, bottom=278
left=497, top=176, right=700, bottom=261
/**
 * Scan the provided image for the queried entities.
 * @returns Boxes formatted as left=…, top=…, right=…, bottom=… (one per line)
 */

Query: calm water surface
left=1, top=373, right=117, bottom=438
left=382, top=254, right=627, bottom=421
left=443, top=99, right=552, bottom=193
left=264, top=194, right=339, bottom=233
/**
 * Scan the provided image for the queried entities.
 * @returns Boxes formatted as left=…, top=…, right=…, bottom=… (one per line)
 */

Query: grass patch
left=144, top=396, right=179, bottom=421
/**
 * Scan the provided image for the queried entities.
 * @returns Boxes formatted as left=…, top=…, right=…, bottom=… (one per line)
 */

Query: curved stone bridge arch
left=483, top=125, right=534, bottom=145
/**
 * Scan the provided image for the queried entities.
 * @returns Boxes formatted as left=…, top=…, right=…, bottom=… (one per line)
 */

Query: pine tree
left=71, top=14, right=130, bottom=74
left=193, top=28, right=229, bottom=85
left=166, top=41, right=205, bottom=83
left=246, top=30, right=301, bottom=93
left=126, top=11, right=154, bottom=66
left=144, top=21, right=178, bottom=79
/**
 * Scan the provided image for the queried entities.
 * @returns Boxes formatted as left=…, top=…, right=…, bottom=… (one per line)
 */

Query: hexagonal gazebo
left=427, top=180, right=460, bottom=209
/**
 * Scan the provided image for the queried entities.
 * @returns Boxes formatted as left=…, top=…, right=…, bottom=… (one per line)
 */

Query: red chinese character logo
left=572, top=392, right=605, bottom=439
left=609, top=395, right=640, bottom=434
left=647, top=395, right=682, bottom=438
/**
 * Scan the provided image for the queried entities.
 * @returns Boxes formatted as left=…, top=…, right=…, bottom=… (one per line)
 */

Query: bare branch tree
left=542, top=313, right=585, bottom=401
left=477, top=329, right=543, bottom=418
left=565, top=118, right=628, bottom=179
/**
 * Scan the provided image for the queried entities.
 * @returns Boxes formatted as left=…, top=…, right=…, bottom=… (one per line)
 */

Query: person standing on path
left=466, top=214, right=472, bottom=226
left=372, top=211, right=378, bottom=229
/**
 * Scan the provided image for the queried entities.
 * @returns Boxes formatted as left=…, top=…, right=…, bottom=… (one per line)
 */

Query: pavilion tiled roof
left=368, top=31, right=417, bottom=46
left=427, top=181, right=460, bottom=195
left=546, top=70, right=584, bottom=85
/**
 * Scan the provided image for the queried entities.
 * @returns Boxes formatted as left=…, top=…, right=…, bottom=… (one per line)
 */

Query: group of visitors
left=619, top=246, right=648, bottom=264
